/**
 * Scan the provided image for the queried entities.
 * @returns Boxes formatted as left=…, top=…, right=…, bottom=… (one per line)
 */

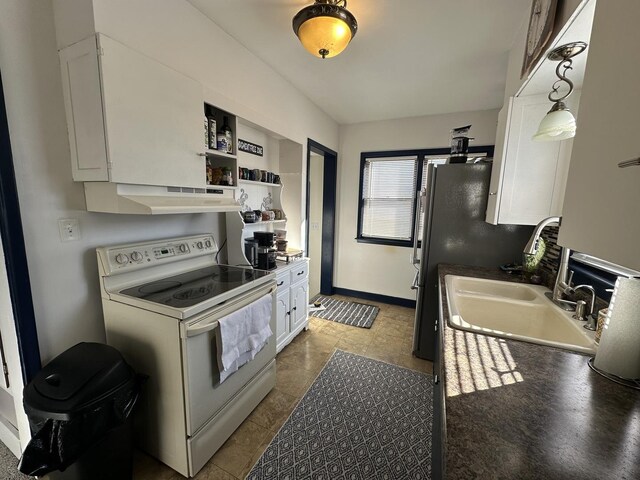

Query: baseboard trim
left=332, top=288, right=416, bottom=308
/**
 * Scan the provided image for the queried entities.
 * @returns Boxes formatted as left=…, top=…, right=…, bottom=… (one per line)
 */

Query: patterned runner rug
left=247, top=350, right=433, bottom=480
left=310, top=296, right=379, bottom=329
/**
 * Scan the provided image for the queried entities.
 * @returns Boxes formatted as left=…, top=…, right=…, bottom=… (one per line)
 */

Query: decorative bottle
left=221, top=116, right=233, bottom=154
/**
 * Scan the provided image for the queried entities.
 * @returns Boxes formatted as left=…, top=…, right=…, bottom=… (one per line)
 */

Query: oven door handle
left=186, top=319, right=219, bottom=337
left=184, top=285, right=277, bottom=338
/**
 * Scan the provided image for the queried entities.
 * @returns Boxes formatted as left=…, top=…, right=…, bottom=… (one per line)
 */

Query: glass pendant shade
left=297, top=16, right=352, bottom=58
left=293, top=1, right=358, bottom=59
left=533, top=102, right=577, bottom=142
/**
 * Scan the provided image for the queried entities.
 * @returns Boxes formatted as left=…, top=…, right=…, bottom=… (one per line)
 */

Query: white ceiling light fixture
left=292, top=0, right=358, bottom=59
left=533, top=41, right=587, bottom=142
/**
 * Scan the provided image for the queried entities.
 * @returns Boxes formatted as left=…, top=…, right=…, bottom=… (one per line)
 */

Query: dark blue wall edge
left=0, top=71, right=42, bottom=382
left=333, top=287, right=417, bottom=309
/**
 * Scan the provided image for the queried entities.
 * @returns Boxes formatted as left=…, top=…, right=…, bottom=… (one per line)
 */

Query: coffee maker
left=253, top=231, right=277, bottom=270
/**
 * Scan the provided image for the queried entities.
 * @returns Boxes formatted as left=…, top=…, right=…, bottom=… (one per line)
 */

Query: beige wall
left=335, top=110, right=500, bottom=300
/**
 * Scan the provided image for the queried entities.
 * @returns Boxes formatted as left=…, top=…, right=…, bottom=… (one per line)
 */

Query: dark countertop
left=438, top=264, right=640, bottom=480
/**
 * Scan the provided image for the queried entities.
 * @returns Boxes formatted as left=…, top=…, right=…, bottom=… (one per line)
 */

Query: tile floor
left=133, top=296, right=432, bottom=480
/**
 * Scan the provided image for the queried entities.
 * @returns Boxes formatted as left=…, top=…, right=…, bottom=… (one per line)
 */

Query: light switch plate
left=58, top=218, right=81, bottom=242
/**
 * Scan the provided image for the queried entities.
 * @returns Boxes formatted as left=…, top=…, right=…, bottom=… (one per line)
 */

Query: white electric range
left=97, top=234, right=277, bottom=477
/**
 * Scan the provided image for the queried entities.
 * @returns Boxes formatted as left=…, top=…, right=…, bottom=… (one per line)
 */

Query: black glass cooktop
left=120, top=265, right=272, bottom=309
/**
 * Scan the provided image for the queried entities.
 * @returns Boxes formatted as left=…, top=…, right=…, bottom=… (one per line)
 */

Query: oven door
left=180, top=281, right=276, bottom=436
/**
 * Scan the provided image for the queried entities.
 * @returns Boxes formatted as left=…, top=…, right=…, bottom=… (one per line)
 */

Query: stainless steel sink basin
left=445, top=275, right=597, bottom=354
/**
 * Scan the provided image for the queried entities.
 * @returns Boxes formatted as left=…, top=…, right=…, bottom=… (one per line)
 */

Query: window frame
left=356, top=146, right=495, bottom=247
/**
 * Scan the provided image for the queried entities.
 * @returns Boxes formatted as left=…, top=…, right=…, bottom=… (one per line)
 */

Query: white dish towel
left=217, top=293, right=272, bottom=383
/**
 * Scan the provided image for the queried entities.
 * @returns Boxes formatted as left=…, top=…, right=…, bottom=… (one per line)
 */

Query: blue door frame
left=305, top=139, right=337, bottom=296
left=0, top=70, right=41, bottom=382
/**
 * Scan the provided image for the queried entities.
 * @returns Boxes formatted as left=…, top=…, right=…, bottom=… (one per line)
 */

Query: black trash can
left=18, top=342, right=143, bottom=479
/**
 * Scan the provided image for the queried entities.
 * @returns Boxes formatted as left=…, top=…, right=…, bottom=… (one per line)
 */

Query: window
left=356, top=147, right=494, bottom=247
left=359, top=155, right=418, bottom=243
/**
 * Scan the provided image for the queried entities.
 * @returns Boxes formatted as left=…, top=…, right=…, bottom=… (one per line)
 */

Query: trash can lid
left=24, top=342, right=134, bottom=415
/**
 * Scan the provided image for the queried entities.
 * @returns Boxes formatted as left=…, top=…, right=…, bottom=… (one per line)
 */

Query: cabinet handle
left=286, top=311, right=290, bottom=316
left=297, top=271, right=304, bottom=276
left=489, top=192, right=497, bottom=196
left=434, top=374, right=439, bottom=385
left=277, top=281, right=284, bottom=287
left=618, top=157, right=640, bottom=168
left=292, top=306, right=297, bottom=311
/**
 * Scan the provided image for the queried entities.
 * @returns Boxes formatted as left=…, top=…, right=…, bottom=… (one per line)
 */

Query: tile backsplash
left=536, top=225, right=609, bottom=313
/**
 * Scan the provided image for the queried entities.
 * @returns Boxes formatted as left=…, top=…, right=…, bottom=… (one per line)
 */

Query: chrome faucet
left=523, top=216, right=576, bottom=311
left=574, top=284, right=598, bottom=330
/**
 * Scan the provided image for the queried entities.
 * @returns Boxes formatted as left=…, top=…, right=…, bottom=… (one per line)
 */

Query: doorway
left=305, top=140, right=337, bottom=297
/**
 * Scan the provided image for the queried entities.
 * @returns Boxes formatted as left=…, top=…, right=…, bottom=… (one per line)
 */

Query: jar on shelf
left=206, top=158, right=213, bottom=185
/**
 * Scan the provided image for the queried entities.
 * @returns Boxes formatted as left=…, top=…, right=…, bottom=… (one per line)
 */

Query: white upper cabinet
left=486, top=93, right=579, bottom=225
left=486, top=0, right=596, bottom=226
left=558, top=0, right=640, bottom=271
left=59, top=34, right=205, bottom=188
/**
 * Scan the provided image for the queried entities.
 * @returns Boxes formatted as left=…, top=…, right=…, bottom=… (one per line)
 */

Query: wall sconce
left=533, top=41, right=587, bottom=142
left=293, top=0, right=358, bottom=59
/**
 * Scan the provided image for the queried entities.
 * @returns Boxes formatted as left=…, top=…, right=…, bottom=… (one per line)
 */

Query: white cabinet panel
left=558, top=0, right=640, bottom=270
left=275, top=291, right=290, bottom=346
left=59, top=34, right=206, bottom=189
left=98, top=35, right=204, bottom=188
left=272, top=260, right=309, bottom=353
left=59, top=36, right=109, bottom=181
left=486, top=93, right=579, bottom=225
left=291, top=280, right=308, bottom=332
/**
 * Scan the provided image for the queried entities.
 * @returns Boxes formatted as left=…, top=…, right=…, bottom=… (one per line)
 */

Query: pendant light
left=533, top=42, right=587, bottom=142
left=293, top=0, right=358, bottom=59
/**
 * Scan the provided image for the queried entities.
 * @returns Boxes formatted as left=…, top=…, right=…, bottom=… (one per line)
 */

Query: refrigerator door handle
left=411, top=189, right=426, bottom=266
left=410, top=270, right=419, bottom=290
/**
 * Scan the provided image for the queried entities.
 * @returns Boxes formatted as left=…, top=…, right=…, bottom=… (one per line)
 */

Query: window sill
left=355, top=237, right=412, bottom=248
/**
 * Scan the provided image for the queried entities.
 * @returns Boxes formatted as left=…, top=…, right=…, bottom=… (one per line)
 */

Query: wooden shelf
left=238, top=179, right=282, bottom=188
left=206, top=149, right=237, bottom=160
left=242, top=219, right=287, bottom=226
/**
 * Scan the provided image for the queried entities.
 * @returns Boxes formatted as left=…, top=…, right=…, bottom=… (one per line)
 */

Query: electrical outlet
left=58, top=218, right=81, bottom=242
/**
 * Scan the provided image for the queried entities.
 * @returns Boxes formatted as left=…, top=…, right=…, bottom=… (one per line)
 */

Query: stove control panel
left=99, top=235, right=218, bottom=274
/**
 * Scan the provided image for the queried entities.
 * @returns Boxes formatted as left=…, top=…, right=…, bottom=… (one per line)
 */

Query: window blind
left=361, top=156, right=417, bottom=240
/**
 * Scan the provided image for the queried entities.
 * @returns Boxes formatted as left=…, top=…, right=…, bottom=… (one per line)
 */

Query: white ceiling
left=188, top=0, right=531, bottom=125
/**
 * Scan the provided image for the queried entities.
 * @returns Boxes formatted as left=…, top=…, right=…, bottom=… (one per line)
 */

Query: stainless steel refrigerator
left=411, top=162, right=533, bottom=361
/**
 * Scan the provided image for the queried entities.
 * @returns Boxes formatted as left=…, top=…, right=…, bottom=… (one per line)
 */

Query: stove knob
left=196, top=241, right=204, bottom=249
left=179, top=244, right=188, bottom=253
left=131, top=251, right=143, bottom=262
left=115, top=253, right=129, bottom=265
left=205, top=240, right=212, bottom=248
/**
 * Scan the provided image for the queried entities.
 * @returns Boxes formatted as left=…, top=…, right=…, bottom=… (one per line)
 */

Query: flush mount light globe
left=293, top=0, right=358, bottom=59
left=533, top=41, right=587, bottom=142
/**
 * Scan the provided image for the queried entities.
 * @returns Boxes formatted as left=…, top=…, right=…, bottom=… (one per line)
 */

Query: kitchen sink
left=444, top=275, right=597, bottom=354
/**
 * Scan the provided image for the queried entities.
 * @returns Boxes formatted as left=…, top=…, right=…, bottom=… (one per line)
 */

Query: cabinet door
left=98, top=34, right=205, bottom=188
left=558, top=0, right=640, bottom=271
left=275, top=291, right=290, bottom=347
left=291, top=281, right=309, bottom=331
left=59, top=36, right=109, bottom=181
left=487, top=93, right=579, bottom=225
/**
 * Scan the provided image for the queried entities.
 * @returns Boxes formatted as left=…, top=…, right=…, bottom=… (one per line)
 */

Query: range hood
left=84, top=183, right=241, bottom=215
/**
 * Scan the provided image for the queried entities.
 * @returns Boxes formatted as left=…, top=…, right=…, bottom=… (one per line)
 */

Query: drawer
left=275, top=272, right=290, bottom=291
left=290, top=262, right=308, bottom=283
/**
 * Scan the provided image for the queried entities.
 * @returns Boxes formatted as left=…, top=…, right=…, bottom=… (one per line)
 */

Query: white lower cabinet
left=275, top=259, right=309, bottom=352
